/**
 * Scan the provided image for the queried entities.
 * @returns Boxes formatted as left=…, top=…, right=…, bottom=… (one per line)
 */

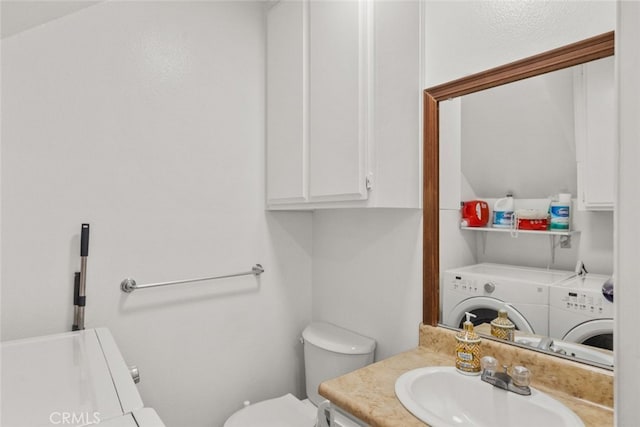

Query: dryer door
left=445, top=297, right=534, bottom=333
left=562, top=319, right=614, bottom=351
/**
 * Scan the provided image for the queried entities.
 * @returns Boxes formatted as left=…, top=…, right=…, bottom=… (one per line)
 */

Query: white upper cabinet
left=308, top=0, right=368, bottom=202
left=266, top=0, right=422, bottom=209
left=266, top=1, right=308, bottom=204
left=574, top=56, right=616, bottom=211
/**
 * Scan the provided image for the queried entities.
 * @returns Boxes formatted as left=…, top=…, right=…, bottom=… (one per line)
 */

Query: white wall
left=615, top=1, right=640, bottom=423
left=312, top=209, right=422, bottom=361
left=1, top=3, right=313, bottom=427
left=424, top=1, right=616, bottom=88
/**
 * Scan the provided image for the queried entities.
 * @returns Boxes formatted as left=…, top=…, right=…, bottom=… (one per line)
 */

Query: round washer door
left=562, top=319, right=614, bottom=350
left=445, top=297, right=534, bottom=333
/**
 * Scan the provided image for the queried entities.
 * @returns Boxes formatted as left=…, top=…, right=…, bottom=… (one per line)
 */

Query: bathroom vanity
left=319, top=325, right=613, bottom=427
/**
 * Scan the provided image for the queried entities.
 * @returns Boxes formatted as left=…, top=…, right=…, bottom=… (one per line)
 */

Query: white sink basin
left=515, top=337, right=614, bottom=367
left=395, top=366, right=584, bottom=427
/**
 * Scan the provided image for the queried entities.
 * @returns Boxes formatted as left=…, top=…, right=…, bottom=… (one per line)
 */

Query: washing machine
left=549, top=274, right=614, bottom=351
left=442, top=263, right=576, bottom=336
left=1, top=328, right=165, bottom=427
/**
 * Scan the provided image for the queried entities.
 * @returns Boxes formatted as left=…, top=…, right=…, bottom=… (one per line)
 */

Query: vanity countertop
left=319, top=326, right=613, bottom=427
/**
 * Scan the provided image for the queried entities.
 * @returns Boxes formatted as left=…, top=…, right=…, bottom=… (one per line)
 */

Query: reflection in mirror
left=422, top=32, right=615, bottom=370
left=442, top=58, right=614, bottom=367
left=460, top=65, right=578, bottom=199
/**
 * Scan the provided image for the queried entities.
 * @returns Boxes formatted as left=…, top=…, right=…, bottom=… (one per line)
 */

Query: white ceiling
left=1, top=1, right=101, bottom=39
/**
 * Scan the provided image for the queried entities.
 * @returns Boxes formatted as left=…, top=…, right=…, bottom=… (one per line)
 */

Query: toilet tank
left=302, top=322, right=376, bottom=406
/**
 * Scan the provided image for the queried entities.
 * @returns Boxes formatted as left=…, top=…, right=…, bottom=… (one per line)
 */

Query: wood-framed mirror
left=422, top=31, right=615, bottom=361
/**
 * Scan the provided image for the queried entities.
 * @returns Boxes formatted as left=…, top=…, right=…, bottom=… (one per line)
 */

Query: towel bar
left=120, top=264, right=264, bottom=293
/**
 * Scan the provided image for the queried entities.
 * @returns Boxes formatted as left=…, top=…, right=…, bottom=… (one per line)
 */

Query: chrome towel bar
left=120, top=264, right=264, bottom=293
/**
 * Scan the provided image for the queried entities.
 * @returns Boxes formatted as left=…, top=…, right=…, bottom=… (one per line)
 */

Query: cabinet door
left=575, top=56, right=615, bottom=211
left=309, top=0, right=369, bottom=202
left=266, top=1, right=308, bottom=205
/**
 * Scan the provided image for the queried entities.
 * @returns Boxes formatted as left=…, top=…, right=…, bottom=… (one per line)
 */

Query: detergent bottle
left=492, top=194, right=514, bottom=228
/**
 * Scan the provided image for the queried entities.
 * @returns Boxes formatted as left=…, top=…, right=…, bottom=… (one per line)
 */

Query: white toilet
left=224, top=322, right=376, bottom=427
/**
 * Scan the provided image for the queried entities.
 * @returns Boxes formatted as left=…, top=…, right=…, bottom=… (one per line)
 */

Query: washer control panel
left=550, top=287, right=614, bottom=317
left=448, top=275, right=481, bottom=295
left=443, top=272, right=548, bottom=305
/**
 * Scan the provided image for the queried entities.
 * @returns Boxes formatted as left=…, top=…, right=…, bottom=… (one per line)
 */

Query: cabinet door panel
left=309, top=0, right=368, bottom=201
left=575, top=56, right=615, bottom=210
left=266, top=1, right=308, bottom=204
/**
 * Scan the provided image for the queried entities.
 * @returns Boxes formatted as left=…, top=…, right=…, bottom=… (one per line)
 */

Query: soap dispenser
left=490, top=308, right=515, bottom=342
left=455, top=312, right=481, bottom=375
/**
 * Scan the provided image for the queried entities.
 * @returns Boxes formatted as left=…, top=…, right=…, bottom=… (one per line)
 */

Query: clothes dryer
left=549, top=274, right=614, bottom=351
left=442, top=263, right=576, bottom=336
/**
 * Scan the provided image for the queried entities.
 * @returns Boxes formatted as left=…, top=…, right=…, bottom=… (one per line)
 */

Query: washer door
left=444, top=297, right=534, bottom=333
left=562, top=319, right=614, bottom=351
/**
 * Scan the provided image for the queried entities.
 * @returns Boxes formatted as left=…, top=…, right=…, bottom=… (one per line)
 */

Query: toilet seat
left=223, top=394, right=316, bottom=427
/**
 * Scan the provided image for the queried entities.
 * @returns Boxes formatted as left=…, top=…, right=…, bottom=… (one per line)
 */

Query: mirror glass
left=438, top=56, right=615, bottom=368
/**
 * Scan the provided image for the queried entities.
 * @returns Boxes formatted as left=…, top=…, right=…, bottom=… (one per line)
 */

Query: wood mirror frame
left=422, top=31, right=615, bottom=326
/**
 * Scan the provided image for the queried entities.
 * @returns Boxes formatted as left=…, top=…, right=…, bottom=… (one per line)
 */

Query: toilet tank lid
left=302, top=322, right=376, bottom=355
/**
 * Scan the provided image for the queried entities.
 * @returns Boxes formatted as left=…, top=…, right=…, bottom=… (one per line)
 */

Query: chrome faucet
left=480, top=356, right=531, bottom=396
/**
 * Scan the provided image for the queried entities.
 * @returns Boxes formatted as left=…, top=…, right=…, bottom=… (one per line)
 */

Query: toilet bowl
left=224, top=322, right=376, bottom=427
left=224, top=394, right=316, bottom=427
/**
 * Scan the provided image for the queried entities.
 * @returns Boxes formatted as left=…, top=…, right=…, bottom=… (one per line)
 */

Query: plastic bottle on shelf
left=492, top=193, right=514, bottom=228
left=549, top=193, right=571, bottom=230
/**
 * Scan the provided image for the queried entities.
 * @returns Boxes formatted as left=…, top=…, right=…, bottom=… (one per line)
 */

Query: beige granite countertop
left=319, top=325, right=613, bottom=427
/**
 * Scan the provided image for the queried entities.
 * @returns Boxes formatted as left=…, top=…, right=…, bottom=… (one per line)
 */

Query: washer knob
left=484, top=282, right=496, bottom=293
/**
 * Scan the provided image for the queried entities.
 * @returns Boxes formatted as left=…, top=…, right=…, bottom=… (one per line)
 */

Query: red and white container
left=515, top=209, right=549, bottom=231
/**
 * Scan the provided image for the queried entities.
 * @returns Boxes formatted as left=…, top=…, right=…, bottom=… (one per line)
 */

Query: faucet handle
left=480, top=356, right=498, bottom=374
left=511, top=366, right=531, bottom=387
